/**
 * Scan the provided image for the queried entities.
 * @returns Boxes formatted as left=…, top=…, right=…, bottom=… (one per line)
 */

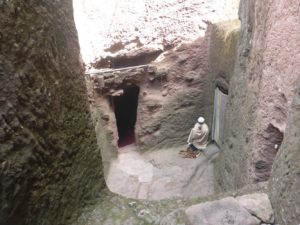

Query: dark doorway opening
left=113, top=85, right=140, bottom=147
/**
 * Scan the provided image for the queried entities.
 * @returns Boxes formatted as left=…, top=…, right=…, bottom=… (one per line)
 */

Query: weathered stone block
left=236, top=193, right=274, bottom=224
left=185, top=197, right=260, bottom=225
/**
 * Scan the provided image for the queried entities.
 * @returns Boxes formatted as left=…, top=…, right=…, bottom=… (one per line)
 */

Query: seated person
left=187, top=116, right=209, bottom=153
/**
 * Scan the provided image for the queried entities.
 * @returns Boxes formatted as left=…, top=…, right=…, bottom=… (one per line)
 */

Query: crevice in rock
left=91, top=48, right=163, bottom=69
left=255, top=123, right=283, bottom=182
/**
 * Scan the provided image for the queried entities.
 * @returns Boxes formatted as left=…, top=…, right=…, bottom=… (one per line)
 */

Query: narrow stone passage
left=106, top=144, right=219, bottom=200
left=2, top=0, right=300, bottom=224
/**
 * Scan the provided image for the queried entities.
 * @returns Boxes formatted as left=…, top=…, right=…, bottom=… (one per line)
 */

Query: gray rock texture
left=185, top=197, right=261, bottom=225
left=73, top=186, right=270, bottom=225
left=215, top=0, right=300, bottom=192
left=0, top=1, right=105, bottom=225
left=269, top=76, right=300, bottom=224
left=236, top=193, right=274, bottom=224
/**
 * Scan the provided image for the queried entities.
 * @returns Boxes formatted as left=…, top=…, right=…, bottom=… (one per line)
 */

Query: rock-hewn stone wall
left=214, top=0, right=260, bottom=191
left=207, top=20, right=240, bottom=133
left=269, top=77, right=300, bottom=224
left=74, top=0, right=239, bottom=64
left=137, top=36, right=212, bottom=151
left=0, top=1, right=105, bottom=225
left=250, top=0, right=300, bottom=183
left=215, top=0, right=300, bottom=192
left=105, top=22, right=238, bottom=152
left=208, top=20, right=240, bottom=89
left=78, top=0, right=240, bottom=155
left=88, top=34, right=215, bottom=153
left=87, top=21, right=241, bottom=155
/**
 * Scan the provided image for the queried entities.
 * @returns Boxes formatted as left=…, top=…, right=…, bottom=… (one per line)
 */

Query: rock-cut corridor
left=1, top=0, right=300, bottom=225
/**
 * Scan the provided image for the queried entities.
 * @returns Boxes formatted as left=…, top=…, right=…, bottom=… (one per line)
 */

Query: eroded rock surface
left=213, top=0, right=300, bottom=223
left=0, top=1, right=105, bottom=225
left=236, top=193, right=274, bottom=224
left=185, top=197, right=261, bottom=225
left=185, top=193, right=275, bottom=225
left=215, top=0, right=300, bottom=193
left=269, top=76, right=300, bottom=225
left=74, top=0, right=239, bottom=64
left=2, top=0, right=299, bottom=225
left=73, top=187, right=271, bottom=225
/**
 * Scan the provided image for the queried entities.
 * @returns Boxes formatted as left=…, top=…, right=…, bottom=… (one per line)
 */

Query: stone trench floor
left=72, top=144, right=272, bottom=225
left=72, top=144, right=221, bottom=225
left=106, top=144, right=219, bottom=200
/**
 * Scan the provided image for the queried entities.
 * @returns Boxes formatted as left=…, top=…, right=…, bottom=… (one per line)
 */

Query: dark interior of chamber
left=113, top=85, right=140, bottom=147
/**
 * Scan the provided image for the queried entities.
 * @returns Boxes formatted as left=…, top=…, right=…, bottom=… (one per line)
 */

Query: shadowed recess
left=113, top=85, right=140, bottom=147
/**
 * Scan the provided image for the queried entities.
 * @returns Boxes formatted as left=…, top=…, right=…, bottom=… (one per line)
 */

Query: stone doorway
left=113, top=85, right=140, bottom=147
left=212, top=86, right=228, bottom=147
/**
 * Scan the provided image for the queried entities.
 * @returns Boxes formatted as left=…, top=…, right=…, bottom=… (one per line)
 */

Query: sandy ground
left=106, top=143, right=219, bottom=200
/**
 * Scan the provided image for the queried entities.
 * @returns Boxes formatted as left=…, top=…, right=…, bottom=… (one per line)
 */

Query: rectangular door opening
left=212, top=86, right=229, bottom=147
left=113, top=85, right=140, bottom=147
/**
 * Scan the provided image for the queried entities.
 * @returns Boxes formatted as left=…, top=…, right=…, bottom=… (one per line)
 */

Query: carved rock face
left=74, top=0, right=239, bottom=64
left=0, top=1, right=105, bottom=225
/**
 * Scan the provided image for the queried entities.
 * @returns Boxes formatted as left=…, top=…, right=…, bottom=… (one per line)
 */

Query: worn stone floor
left=73, top=188, right=191, bottom=225
left=72, top=141, right=268, bottom=225
left=72, top=148, right=268, bottom=225
left=106, top=143, right=219, bottom=200
left=73, top=143, right=219, bottom=225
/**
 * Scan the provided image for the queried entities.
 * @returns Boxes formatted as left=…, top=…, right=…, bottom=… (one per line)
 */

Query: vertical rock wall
left=0, top=1, right=105, bottom=225
left=137, top=36, right=212, bottom=151
left=250, top=0, right=300, bottom=183
left=214, top=0, right=261, bottom=191
left=269, top=77, right=300, bottom=225
left=207, top=19, right=240, bottom=132
left=215, top=0, right=300, bottom=192
left=208, top=20, right=240, bottom=88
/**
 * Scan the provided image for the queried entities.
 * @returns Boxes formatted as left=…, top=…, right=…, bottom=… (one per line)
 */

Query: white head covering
left=198, top=116, right=205, bottom=124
